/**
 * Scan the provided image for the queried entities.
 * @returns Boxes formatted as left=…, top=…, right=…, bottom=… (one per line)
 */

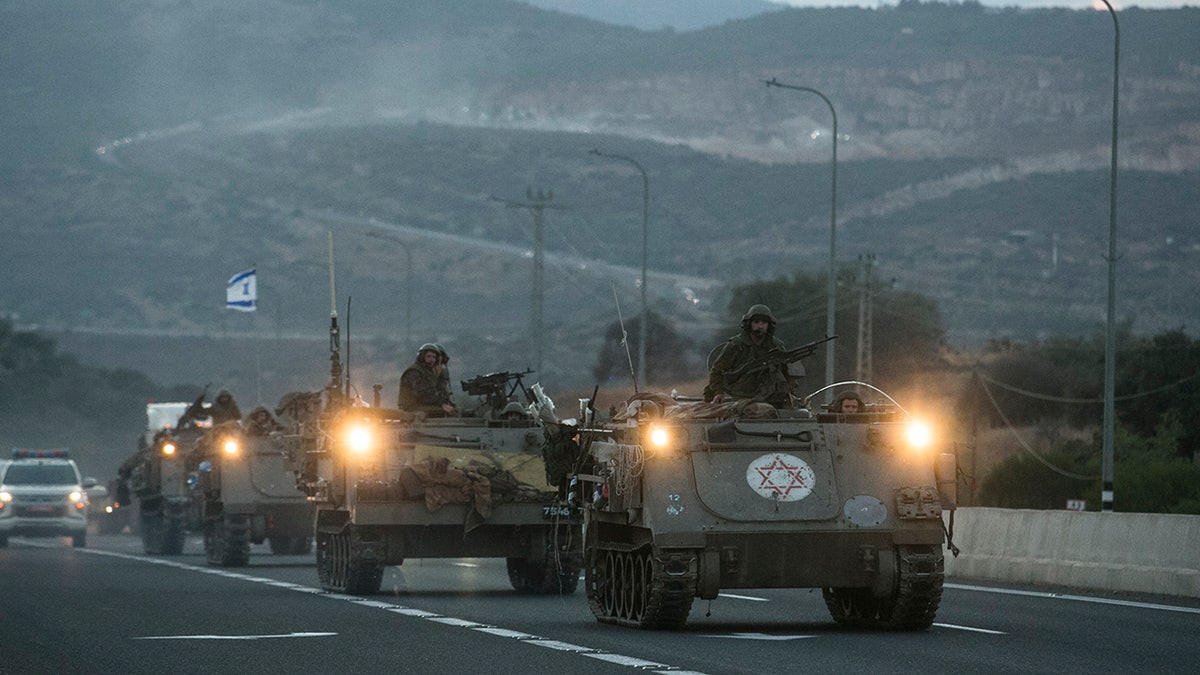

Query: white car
left=0, top=448, right=96, bottom=548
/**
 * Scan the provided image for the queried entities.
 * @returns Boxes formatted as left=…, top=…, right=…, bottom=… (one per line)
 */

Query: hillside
left=2, top=0, right=1198, bottom=406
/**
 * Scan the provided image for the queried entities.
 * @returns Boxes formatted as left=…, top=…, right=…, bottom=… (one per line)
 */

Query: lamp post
left=1099, top=0, right=1120, bottom=513
left=764, top=78, right=838, bottom=392
left=589, top=148, right=649, bottom=391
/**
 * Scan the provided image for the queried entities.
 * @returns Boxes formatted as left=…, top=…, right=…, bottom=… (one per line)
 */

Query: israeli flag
left=226, top=268, right=257, bottom=312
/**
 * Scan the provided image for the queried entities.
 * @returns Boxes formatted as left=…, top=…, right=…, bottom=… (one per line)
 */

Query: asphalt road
left=2, top=534, right=1198, bottom=675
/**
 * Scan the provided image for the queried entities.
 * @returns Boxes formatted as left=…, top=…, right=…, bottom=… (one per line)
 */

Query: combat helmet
left=740, top=304, right=776, bottom=328
left=417, top=342, right=440, bottom=359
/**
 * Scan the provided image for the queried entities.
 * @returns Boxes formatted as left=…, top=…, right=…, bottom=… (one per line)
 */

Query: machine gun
left=461, top=370, right=535, bottom=414
left=721, top=335, right=837, bottom=387
left=176, top=383, right=211, bottom=431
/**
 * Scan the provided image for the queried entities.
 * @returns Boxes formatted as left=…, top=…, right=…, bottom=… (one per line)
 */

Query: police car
left=0, top=448, right=96, bottom=548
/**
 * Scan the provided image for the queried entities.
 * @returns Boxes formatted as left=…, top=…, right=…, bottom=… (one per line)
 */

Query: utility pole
left=855, top=254, right=875, bottom=383
left=1099, top=0, right=1120, bottom=513
left=491, top=188, right=565, bottom=376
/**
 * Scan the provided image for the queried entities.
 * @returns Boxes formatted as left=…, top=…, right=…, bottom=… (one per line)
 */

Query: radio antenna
left=612, top=284, right=639, bottom=393
left=327, top=232, right=343, bottom=404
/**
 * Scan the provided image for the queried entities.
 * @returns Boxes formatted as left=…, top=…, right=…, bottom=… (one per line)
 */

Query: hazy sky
left=767, top=0, right=1191, bottom=7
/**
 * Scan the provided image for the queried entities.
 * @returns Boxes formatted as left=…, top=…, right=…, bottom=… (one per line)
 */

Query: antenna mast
left=327, top=232, right=343, bottom=405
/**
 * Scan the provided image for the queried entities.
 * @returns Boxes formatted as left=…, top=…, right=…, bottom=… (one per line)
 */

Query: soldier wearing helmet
left=703, top=304, right=793, bottom=406
left=398, top=343, right=459, bottom=416
left=431, top=343, right=452, bottom=404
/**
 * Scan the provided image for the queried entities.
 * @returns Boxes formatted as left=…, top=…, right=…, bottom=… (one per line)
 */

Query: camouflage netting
left=357, top=454, right=557, bottom=533
left=608, top=392, right=780, bottom=423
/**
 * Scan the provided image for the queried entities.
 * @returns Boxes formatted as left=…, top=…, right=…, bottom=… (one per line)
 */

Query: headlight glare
left=347, top=424, right=374, bottom=456
left=223, top=439, right=239, bottom=456
left=906, top=420, right=933, bottom=450
left=646, top=425, right=676, bottom=453
left=161, top=442, right=176, bottom=456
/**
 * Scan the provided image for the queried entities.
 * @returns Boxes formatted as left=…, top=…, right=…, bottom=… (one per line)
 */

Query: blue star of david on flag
left=226, top=268, right=257, bottom=312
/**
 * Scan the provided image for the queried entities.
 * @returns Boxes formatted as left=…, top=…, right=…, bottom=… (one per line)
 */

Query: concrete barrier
left=942, top=507, right=1200, bottom=598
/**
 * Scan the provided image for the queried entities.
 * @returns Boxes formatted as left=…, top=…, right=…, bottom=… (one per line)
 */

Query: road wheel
left=822, top=587, right=878, bottom=627
left=506, top=549, right=582, bottom=595
left=586, top=546, right=694, bottom=629
left=316, top=527, right=383, bottom=594
left=72, top=532, right=87, bottom=548
left=141, top=506, right=166, bottom=554
left=823, top=545, right=943, bottom=630
left=206, top=514, right=251, bottom=567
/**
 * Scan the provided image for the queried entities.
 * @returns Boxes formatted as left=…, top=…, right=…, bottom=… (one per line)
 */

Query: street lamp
left=764, top=77, right=838, bottom=392
left=1099, top=0, right=1120, bottom=513
left=589, top=148, right=649, bottom=391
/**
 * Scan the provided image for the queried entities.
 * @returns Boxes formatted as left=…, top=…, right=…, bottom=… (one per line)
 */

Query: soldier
left=432, top=343, right=453, bottom=404
left=399, top=343, right=459, bottom=417
left=703, top=304, right=793, bottom=406
left=210, top=390, right=242, bottom=425
left=244, top=406, right=282, bottom=436
left=834, top=392, right=865, bottom=414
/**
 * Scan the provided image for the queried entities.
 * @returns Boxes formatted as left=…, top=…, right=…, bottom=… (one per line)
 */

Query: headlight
left=223, top=438, right=240, bottom=456
left=644, top=424, right=678, bottom=454
left=346, top=424, right=375, bottom=456
left=161, top=442, right=177, bottom=456
left=0, top=491, right=11, bottom=503
left=69, top=491, right=85, bottom=503
left=905, top=420, right=933, bottom=450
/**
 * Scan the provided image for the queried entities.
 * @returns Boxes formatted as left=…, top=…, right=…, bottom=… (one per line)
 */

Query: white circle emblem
left=745, top=453, right=815, bottom=502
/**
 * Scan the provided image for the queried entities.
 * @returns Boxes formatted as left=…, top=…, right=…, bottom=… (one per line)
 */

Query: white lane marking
left=428, top=617, right=485, bottom=627
left=933, top=623, right=1007, bottom=635
left=386, top=607, right=440, bottom=617
left=945, top=583, right=1200, bottom=614
left=584, top=653, right=670, bottom=668
left=70, top=546, right=708, bottom=674
left=525, top=639, right=594, bottom=652
left=718, top=592, right=769, bottom=602
left=703, top=632, right=815, bottom=641
left=352, top=599, right=400, bottom=609
left=474, top=627, right=535, bottom=639
left=135, top=632, right=337, bottom=640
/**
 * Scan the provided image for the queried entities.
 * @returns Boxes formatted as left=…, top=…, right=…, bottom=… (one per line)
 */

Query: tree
left=722, top=269, right=944, bottom=391
left=592, top=312, right=698, bottom=386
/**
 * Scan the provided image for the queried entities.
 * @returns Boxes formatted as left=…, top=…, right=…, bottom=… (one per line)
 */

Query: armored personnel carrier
left=289, top=365, right=583, bottom=595
left=190, top=420, right=315, bottom=566
left=575, top=382, right=957, bottom=630
left=120, top=401, right=209, bottom=554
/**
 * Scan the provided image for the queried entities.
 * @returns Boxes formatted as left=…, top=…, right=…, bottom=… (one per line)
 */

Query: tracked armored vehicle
left=290, top=364, right=583, bottom=595
left=120, top=401, right=209, bottom=554
left=576, top=382, right=957, bottom=630
left=191, top=422, right=316, bottom=566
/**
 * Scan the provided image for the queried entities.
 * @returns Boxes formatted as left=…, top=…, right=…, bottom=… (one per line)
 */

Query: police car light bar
left=11, top=448, right=71, bottom=459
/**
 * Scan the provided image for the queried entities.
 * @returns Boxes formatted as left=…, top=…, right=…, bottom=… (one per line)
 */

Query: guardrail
left=943, top=507, right=1200, bottom=598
